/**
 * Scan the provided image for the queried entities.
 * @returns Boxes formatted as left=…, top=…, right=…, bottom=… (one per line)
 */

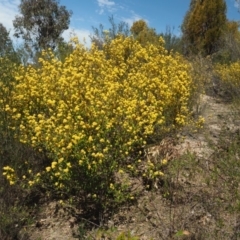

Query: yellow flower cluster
left=2, top=166, right=16, bottom=185
left=142, top=159, right=166, bottom=180
left=5, top=36, right=193, bottom=195
left=215, top=61, right=240, bottom=89
left=195, top=116, right=205, bottom=129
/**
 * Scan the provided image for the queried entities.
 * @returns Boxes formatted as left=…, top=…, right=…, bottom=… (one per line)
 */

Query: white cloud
left=234, top=0, right=240, bottom=9
left=62, top=27, right=92, bottom=48
left=98, top=0, right=115, bottom=7
left=97, top=0, right=116, bottom=15
left=0, top=0, right=20, bottom=36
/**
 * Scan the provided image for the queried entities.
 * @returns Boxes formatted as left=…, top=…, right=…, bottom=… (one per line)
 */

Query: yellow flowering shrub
left=4, top=36, right=193, bottom=204
left=0, top=57, right=17, bottom=131
left=215, top=61, right=240, bottom=93
left=0, top=57, right=20, bottom=186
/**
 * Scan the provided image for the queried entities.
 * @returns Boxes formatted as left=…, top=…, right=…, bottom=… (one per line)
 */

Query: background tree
left=0, top=23, right=14, bottom=57
left=0, top=23, right=21, bottom=64
left=13, top=0, right=72, bottom=56
left=159, top=26, right=183, bottom=53
left=181, top=0, right=198, bottom=53
left=130, top=19, right=159, bottom=46
left=54, top=40, right=74, bottom=62
left=213, top=20, right=240, bottom=63
left=90, top=15, right=130, bottom=49
left=130, top=19, right=147, bottom=36
left=182, top=0, right=227, bottom=56
left=0, top=23, right=20, bottom=63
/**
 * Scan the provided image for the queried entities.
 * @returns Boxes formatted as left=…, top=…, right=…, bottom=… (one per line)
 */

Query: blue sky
left=0, top=0, right=239, bottom=47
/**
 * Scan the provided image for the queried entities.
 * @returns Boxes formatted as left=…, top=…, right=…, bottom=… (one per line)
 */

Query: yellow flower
left=28, top=180, right=34, bottom=186
left=3, top=166, right=10, bottom=171
left=46, top=166, right=51, bottom=172
left=88, top=136, right=93, bottom=142
left=161, top=159, right=168, bottom=165
left=66, top=142, right=72, bottom=149
left=16, top=113, right=21, bottom=119
left=9, top=181, right=15, bottom=185
left=51, top=161, right=57, bottom=169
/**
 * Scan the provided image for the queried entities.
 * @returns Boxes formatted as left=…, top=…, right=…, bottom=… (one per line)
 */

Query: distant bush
left=215, top=61, right=240, bottom=97
left=212, top=21, right=240, bottom=64
left=3, top=36, right=194, bottom=208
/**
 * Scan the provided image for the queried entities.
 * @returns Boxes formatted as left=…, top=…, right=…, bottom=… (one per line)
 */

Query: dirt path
left=176, top=94, right=238, bottom=158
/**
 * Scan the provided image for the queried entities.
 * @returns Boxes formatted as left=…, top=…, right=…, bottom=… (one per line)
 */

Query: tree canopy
left=90, top=15, right=130, bottom=49
left=182, top=0, right=227, bottom=56
left=0, top=23, right=15, bottom=57
left=130, top=20, right=159, bottom=46
left=0, top=23, right=20, bottom=63
left=13, top=0, right=72, bottom=55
